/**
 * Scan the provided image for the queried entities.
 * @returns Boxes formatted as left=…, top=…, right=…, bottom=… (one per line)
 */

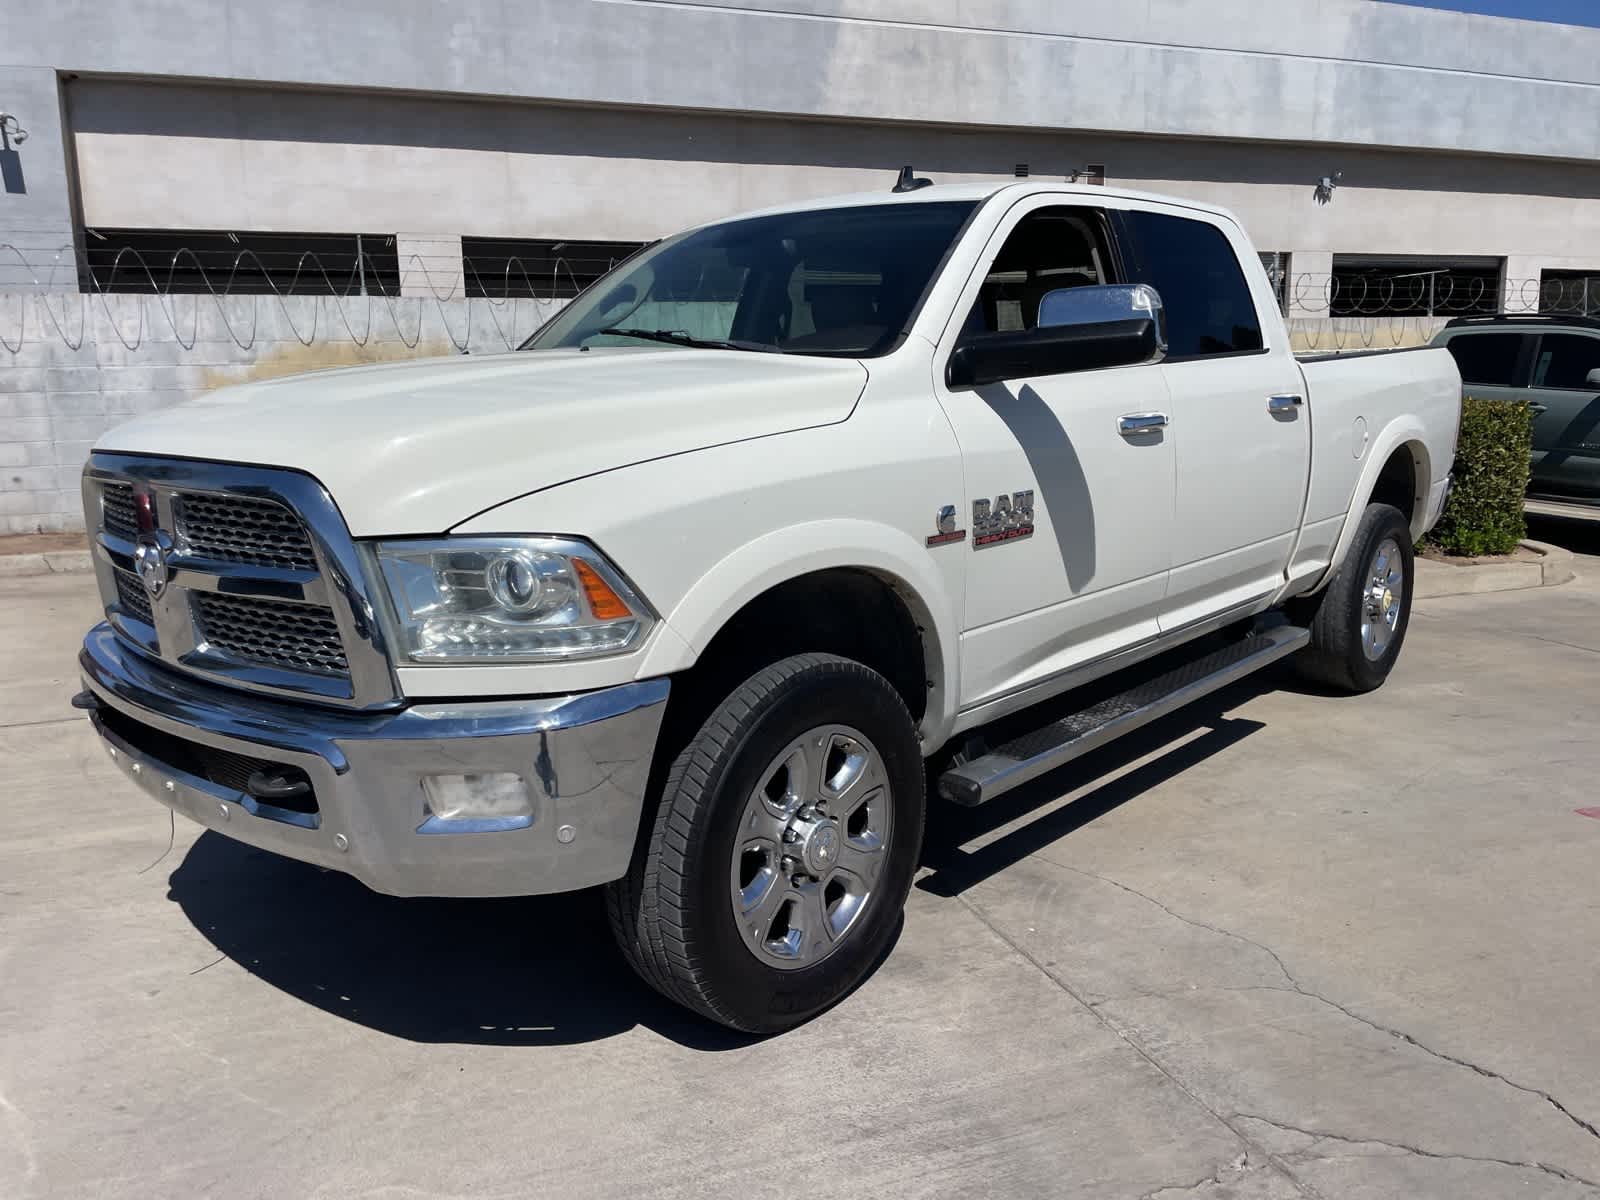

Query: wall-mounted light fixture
left=0, top=112, right=28, bottom=195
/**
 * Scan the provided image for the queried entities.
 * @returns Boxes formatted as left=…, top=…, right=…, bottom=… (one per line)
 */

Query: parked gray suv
left=1433, top=315, right=1600, bottom=503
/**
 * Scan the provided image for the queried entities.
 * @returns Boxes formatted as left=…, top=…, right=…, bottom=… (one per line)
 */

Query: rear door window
left=1118, top=211, right=1264, bottom=359
left=1444, top=332, right=1527, bottom=386
left=1531, top=334, right=1600, bottom=390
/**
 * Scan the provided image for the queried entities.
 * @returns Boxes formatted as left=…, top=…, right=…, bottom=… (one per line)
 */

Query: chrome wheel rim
left=729, top=724, right=893, bottom=971
left=1361, top=536, right=1406, bottom=661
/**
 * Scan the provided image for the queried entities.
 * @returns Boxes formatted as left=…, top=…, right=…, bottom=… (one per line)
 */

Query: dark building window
left=462, top=237, right=646, bottom=299
left=79, top=229, right=399, bottom=295
left=1539, top=270, right=1600, bottom=316
left=1330, top=255, right=1502, bottom=317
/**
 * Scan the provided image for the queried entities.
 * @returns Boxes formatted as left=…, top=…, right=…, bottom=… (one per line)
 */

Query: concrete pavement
left=2, top=532, right=1598, bottom=1199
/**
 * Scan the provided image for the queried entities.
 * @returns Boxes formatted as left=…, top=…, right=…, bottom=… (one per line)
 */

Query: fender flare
left=638, top=519, right=962, bottom=743
left=1314, top=417, right=1433, bottom=592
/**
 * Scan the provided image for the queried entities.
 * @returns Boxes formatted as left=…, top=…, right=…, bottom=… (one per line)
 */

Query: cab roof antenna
left=892, top=165, right=933, bottom=193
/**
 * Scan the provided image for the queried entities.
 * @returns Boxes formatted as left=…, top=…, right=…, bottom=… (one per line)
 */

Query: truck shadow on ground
left=916, top=675, right=1275, bottom=898
left=163, top=672, right=1284, bottom=1049
left=165, top=837, right=767, bottom=1051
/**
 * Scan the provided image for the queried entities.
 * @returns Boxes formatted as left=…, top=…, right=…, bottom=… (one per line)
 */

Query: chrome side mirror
left=1038, top=284, right=1168, bottom=359
left=1586, top=367, right=1600, bottom=388
left=947, top=286, right=1167, bottom=389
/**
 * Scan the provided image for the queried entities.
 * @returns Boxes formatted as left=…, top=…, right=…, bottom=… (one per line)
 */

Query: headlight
left=371, top=537, right=653, bottom=663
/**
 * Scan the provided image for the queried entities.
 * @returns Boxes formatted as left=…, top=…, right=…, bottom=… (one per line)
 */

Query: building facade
left=3, top=0, right=1600, bottom=307
left=4, top=0, right=1600, bottom=533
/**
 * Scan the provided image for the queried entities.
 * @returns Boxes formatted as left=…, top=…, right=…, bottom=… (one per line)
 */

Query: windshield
left=520, top=201, right=978, bottom=358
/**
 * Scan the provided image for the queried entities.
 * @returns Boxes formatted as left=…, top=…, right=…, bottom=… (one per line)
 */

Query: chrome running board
left=938, top=625, right=1310, bottom=807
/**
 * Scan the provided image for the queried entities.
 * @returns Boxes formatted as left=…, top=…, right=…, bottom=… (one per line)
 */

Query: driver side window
left=964, top=207, right=1116, bottom=337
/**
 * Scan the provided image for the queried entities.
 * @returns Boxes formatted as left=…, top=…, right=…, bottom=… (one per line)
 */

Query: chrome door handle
left=1527, top=403, right=1549, bottom=415
left=1267, top=394, right=1304, bottom=415
left=1118, top=412, right=1169, bottom=436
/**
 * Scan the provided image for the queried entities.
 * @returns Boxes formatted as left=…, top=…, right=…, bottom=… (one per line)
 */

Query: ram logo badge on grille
left=133, top=533, right=173, bottom=598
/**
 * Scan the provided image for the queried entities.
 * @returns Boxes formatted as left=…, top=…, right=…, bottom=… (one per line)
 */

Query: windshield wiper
left=596, top=327, right=780, bottom=353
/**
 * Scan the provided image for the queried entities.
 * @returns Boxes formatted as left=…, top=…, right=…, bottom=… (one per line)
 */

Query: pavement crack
left=1410, top=612, right=1600, bottom=659
left=955, top=892, right=1322, bottom=1199
left=1302, top=992, right=1600, bottom=1147
left=1052, top=862, right=1301, bottom=989
left=0, top=715, right=84, bottom=731
left=1235, top=1112, right=1600, bottom=1191
left=1091, top=983, right=1300, bottom=1010
left=1139, top=1152, right=1254, bottom=1199
left=1520, top=633, right=1600, bottom=658
left=1054, top=862, right=1600, bottom=1151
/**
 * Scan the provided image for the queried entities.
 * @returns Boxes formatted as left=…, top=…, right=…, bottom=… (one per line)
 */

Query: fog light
left=420, top=772, right=533, bottom=832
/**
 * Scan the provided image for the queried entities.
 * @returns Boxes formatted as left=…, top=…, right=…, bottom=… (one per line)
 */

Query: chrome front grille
left=114, top=568, right=154, bottom=626
left=177, top=493, right=318, bottom=571
left=195, top=593, right=349, bottom=676
left=102, top=482, right=138, bottom=541
left=83, top=455, right=397, bottom=708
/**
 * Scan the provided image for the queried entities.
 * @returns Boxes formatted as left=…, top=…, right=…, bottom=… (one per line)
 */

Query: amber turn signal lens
left=573, top=558, right=632, bottom=620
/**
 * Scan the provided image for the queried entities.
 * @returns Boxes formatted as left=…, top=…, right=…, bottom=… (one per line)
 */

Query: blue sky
left=1378, top=0, right=1600, bottom=26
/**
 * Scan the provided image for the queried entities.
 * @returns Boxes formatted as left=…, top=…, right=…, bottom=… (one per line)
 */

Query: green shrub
left=1426, top=396, right=1532, bottom=557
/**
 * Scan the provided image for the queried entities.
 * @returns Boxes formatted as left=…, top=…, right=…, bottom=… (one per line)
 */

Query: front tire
left=1294, top=502, right=1414, bottom=693
left=607, top=653, right=925, bottom=1033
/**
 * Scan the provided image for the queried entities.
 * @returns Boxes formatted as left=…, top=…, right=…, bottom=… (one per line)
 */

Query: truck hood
left=97, top=348, right=868, bottom=535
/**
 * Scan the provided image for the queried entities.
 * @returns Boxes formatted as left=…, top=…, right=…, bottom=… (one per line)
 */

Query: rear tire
left=1294, top=502, right=1414, bottom=693
left=607, top=653, right=925, bottom=1033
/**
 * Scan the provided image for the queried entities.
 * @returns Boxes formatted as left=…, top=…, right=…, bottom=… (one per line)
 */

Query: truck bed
left=1295, top=345, right=1438, bottom=363
left=1295, top=345, right=1461, bottom=564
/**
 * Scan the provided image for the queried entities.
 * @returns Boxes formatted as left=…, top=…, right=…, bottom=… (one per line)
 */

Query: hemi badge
left=926, top=505, right=966, bottom=547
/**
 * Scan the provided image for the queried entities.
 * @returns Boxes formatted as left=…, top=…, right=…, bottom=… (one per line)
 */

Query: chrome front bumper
left=78, top=623, right=669, bottom=897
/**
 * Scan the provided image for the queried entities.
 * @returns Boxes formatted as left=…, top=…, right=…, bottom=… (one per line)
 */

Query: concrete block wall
left=398, top=235, right=465, bottom=298
left=0, top=65, right=76, bottom=293
left=1286, top=316, right=1449, bottom=354
left=0, top=291, right=564, bottom=534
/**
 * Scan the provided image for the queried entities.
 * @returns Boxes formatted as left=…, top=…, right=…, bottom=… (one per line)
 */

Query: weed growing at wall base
left=1426, top=396, right=1533, bottom=557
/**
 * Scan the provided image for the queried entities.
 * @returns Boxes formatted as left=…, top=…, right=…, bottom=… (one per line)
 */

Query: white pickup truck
left=75, top=178, right=1460, bottom=1032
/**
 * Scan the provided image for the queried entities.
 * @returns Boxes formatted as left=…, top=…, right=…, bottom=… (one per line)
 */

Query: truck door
left=1116, top=209, right=1312, bottom=631
left=931, top=198, right=1175, bottom=717
left=1526, top=330, right=1600, bottom=499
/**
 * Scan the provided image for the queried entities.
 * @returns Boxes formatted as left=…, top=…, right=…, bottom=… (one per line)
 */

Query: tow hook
left=245, top=768, right=313, bottom=802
